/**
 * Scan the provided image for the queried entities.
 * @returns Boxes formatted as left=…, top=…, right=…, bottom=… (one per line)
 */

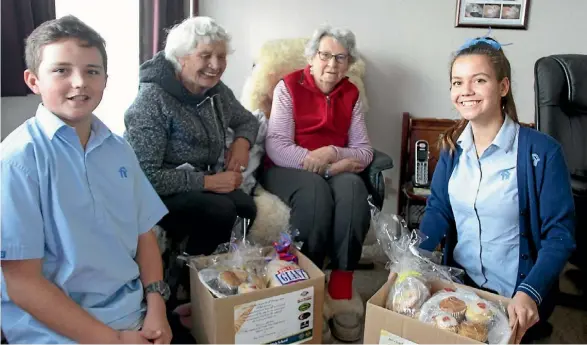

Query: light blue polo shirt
left=1, top=104, right=168, bottom=344
left=448, top=115, right=520, bottom=297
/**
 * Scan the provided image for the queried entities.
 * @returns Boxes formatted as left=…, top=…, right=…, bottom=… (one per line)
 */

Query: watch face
left=147, top=281, right=171, bottom=301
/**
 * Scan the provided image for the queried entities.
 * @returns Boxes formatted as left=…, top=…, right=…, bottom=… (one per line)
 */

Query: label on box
left=379, top=330, right=417, bottom=344
left=274, top=267, right=310, bottom=286
left=234, top=286, right=314, bottom=344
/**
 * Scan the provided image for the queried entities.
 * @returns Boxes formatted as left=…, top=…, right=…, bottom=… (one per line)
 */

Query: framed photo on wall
left=455, top=0, right=530, bottom=29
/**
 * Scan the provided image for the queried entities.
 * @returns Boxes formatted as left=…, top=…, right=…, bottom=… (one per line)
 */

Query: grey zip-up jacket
left=124, top=52, right=259, bottom=196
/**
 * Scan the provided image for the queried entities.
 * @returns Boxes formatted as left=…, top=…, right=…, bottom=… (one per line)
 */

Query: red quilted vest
left=282, top=65, right=359, bottom=151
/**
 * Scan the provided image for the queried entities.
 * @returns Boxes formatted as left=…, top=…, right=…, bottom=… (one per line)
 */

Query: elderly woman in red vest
left=263, top=25, right=373, bottom=342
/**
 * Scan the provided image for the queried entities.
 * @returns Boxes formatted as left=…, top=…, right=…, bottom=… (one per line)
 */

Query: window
left=55, top=0, right=139, bottom=135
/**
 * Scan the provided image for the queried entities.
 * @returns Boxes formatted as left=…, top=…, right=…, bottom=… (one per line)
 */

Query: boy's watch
left=144, top=280, right=171, bottom=301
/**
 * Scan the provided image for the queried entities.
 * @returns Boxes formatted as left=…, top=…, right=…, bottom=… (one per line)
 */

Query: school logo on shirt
left=500, top=170, right=511, bottom=181
left=119, top=167, right=128, bottom=178
left=532, top=154, right=540, bottom=167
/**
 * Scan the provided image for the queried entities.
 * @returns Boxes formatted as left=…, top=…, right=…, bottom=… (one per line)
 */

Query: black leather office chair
left=535, top=54, right=587, bottom=310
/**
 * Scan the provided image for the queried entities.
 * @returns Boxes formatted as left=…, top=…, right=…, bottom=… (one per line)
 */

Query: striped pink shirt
left=266, top=80, right=373, bottom=169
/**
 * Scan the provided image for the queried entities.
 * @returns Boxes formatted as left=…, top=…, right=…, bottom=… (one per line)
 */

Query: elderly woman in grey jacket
left=124, top=17, right=259, bottom=261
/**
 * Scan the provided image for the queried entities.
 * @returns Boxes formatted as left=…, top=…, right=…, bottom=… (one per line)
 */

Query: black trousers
left=262, top=167, right=371, bottom=270
left=158, top=189, right=256, bottom=310
left=159, top=189, right=257, bottom=256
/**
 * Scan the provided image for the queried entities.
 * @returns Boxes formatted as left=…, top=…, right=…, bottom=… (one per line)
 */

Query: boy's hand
left=116, top=330, right=154, bottom=344
left=142, top=297, right=172, bottom=344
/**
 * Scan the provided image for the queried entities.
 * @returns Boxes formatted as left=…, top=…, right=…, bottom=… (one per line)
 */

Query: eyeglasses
left=317, top=51, right=349, bottom=64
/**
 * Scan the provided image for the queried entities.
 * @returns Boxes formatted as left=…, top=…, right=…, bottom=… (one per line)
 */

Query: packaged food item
left=266, top=259, right=309, bottom=287
left=368, top=198, right=511, bottom=343
left=369, top=198, right=466, bottom=318
left=238, top=282, right=261, bottom=294
left=465, top=300, right=495, bottom=326
left=217, top=271, right=241, bottom=294
left=438, top=296, right=467, bottom=322
left=369, top=196, right=465, bottom=285
left=458, top=321, right=489, bottom=343
left=231, top=268, right=249, bottom=282
left=272, top=232, right=299, bottom=263
left=419, top=290, right=511, bottom=344
left=432, top=313, right=459, bottom=333
left=193, top=236, right=269, bottom=298
left=386, top=270, right=430, bottom=317
left=248, top=274, right=266, bottom=289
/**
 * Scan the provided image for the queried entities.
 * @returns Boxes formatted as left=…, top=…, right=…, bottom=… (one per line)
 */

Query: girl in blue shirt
left=418, top=37, right=576, bottom=342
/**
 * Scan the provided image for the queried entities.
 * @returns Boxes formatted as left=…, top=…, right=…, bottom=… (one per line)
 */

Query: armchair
left=534, top=54, right=587, bottom=309
left=241, top=38, right=393, bottom=252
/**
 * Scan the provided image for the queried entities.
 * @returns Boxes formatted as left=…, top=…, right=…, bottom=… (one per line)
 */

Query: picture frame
left=455, top=0, right=530, bottom=30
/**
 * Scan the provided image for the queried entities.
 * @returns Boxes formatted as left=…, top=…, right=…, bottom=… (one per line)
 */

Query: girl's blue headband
left=457, top=28, right=512, bottom=53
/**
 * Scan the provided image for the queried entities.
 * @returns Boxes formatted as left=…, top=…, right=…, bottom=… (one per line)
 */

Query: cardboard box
left=364, top=279, right=517, bottom=344
left=189, top=248, right=324, bottom=344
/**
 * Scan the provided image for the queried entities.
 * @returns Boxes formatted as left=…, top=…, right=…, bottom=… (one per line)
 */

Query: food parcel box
left=189, top=248, right=325, bottom=344
left=364, top=279, right=517, bottom=344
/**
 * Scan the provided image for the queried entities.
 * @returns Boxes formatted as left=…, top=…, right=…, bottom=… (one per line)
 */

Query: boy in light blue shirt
left=1, top=15, right=172, bottom=344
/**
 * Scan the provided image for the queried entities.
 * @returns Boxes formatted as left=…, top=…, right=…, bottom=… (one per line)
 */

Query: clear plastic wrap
left=264, top=229, right=309, bottom=288
left=383, top=230, right=432, bottom=318
left=371, top=199, right=512, bottom=343
left=368, top=196, right=465, bottom=284
left=418, top=289, right=512, bottom=344
left=194, top=240, right=269, bottom=298
left=269, top=229, right=303, bottom=263
left=188, top=227, right=307, bottom=298
left=369, top=197, right=466, bottom=318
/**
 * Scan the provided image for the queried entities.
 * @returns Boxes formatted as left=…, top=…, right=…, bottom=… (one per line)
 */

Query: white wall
left=55, top=0, right=140, bottom=135
left=201, top=0, right=587, bottom=212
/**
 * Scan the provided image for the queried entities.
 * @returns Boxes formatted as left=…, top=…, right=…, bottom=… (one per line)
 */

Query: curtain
left=1, top=0, right=56, bottom=97
left=139, top=0, right=197, bottom=64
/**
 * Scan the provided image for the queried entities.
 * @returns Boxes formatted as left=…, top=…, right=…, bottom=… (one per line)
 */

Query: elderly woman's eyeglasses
left=317, top=51, right=348, bottom=64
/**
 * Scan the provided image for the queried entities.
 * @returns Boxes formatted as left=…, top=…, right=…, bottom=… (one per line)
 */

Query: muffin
left=465, top=300, right=494, bottom=325
left=439, top=296, right=467, bottom=321
left=218, top=270, right=241, bottom=293
left=458, top=321, right=488, bottom=342
left=432, top=313, right=459, bottom=333
left=390, top=278, right=430, bottom=316
left=391, top=288, right=421, bottom=315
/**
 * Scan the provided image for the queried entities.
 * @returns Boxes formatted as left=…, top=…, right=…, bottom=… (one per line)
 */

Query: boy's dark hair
left=25, top=15, right=107, bottom=75
left=441, top=38, right=519, bottom=152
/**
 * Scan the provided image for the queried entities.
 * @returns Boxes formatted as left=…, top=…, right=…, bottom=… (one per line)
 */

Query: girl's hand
left=507, top=291, right=539, bottom=343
